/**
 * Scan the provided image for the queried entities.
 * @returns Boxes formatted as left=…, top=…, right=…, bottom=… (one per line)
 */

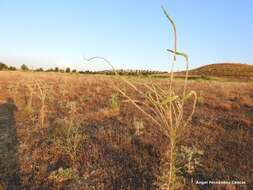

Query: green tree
left=65, top=67, right=71, bottom=73
left=0, top=62, right=8, bottom=70
left=21, top=64, right=29, bottom=71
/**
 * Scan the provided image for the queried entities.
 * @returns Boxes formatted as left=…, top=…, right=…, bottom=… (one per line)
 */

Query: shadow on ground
left=0, top=98, right=21, bottom=190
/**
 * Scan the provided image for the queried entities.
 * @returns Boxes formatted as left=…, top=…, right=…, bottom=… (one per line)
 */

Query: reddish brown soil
left=0, top=71, right=252, bottom=190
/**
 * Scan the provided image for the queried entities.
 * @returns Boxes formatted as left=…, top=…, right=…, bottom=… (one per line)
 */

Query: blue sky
left=0, top=0, right=252, bottom=71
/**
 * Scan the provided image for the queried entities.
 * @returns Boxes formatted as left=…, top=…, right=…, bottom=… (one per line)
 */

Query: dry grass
left=0, top=70, right=252, bottom=189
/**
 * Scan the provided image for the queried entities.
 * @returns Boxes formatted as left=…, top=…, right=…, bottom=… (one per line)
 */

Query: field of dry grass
left=0, top=71, right=252, bottom=190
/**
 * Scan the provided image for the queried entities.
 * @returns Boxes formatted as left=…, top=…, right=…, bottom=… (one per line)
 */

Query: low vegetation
left=0, top=71, right=252, bottom=189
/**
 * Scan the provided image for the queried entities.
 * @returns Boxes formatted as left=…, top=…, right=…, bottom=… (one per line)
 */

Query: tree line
left=0, top=62, right=166, bottom=76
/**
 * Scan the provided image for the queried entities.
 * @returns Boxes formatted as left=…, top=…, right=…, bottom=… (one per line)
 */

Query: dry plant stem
left=116, top=87, right=161, bottom=127
left=162, top=7, right=179, bottom=189
left=183, top=91, right=197, bottom=128
left=84, top=56, right=163, bottom=126
left=84, top=7, right=197, bottom=188
left=162, top=6, right=178, bottom=132
left=25, top=83, right=34, bottom=109
left=162, top=6, right=197, bottom=189
left=35, top=80, right=47, bottom=128
left=84, top=56, right=144, bottom=95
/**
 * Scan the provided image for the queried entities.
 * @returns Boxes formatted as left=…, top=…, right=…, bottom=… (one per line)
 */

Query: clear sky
left=0, top=0, right=252, bottom=71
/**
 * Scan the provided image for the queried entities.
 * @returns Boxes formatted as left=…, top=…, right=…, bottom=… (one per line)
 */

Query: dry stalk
left=83, top=6, right=197, bottom=189
left=34, top=80, right=47, bottom=128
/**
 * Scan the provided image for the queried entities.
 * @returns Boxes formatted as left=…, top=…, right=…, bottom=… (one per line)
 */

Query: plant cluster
left=82, top=7, right=198, bottom=189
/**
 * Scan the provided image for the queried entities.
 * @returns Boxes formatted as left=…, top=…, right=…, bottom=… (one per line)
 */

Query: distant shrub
left=36, top=68, right=44, bottom=72
left=8, top=66, right=17, bottom=71
left=0, top=62, right=8, bottom=70
left=54, top=67, right=59, bottom=72
left=21, top=64, right=29, bottom=71
left=65, top=67, right=71, bottom=73
left=45, top=68, right=53, bottom=72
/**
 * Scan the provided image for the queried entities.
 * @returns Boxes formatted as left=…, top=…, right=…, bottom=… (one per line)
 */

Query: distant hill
left=189, top=63, right=253, bottom=78
left=163, top=63, right=253, bottom=81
